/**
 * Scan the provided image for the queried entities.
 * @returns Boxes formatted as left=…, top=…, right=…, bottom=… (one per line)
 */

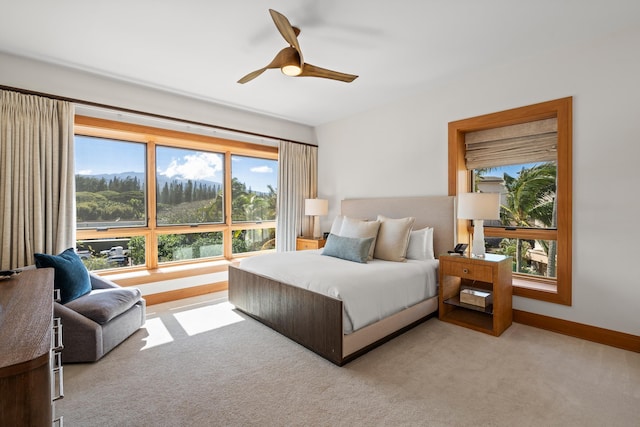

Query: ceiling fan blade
left=269, top=9, right=304, bottom=65
left=299, top=63, right=358, bottom=83
left=238, top=47, right=301, bottom=84
left=238, top=68, right=267, bottom=84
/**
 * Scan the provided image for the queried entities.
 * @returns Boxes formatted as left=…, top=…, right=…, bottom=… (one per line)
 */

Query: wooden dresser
left=0, top=268, right=63, bottom=425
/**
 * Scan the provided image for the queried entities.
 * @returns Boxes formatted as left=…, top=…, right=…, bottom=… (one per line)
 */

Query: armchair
left=54, top=273, right=146, bottom=363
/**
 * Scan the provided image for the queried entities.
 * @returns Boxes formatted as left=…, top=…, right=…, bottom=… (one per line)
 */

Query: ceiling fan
left=238, top=9, right=358, bottom=84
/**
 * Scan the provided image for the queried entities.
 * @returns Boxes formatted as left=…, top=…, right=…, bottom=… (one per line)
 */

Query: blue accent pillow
left=322, top=233, right=374, bottom=263
left=34, top=248, right=92, bottom=304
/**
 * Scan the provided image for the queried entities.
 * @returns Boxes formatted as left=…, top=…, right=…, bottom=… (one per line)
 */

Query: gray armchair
left=54, top=273, right=146, bottom=363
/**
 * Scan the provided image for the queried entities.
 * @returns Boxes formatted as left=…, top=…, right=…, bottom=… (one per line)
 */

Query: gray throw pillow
left=65, top=288, right=142, bottom=324
left=321, top=233, right=374, bottom=263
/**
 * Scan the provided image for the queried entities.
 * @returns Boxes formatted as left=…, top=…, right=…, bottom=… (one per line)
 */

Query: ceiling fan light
left=281, top=64, right=302, bottom=76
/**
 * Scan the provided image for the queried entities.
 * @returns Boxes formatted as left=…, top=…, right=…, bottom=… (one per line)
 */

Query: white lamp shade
left=457, top=192, right=500, bottom=220
left=305, top=199, right=328, bottom=216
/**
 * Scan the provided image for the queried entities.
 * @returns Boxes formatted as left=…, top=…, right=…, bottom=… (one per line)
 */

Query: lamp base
left=312, top=216, right=322, bottom=239
left=471, top=219, right=486, bottom=258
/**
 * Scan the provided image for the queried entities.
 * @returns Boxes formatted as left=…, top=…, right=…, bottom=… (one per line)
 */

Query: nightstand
left=438, top=254, right=512, bottom=336
left=296, top=236, right=326, bottom=251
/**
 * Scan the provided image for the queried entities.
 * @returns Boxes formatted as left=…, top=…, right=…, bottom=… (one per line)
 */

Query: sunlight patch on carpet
left=140, top=317, right=174, bottom=350
left=173, top=301, right=244, bottom=336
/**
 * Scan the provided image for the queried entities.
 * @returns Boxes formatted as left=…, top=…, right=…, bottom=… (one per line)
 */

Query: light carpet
left=57, top=292, right=640, bottom=426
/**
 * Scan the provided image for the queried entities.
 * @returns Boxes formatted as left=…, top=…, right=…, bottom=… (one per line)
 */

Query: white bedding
left=238, top=250, right=439, bottom=334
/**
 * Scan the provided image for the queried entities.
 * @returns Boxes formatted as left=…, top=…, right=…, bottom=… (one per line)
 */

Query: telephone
left=448, top=243, right=468, bottom=255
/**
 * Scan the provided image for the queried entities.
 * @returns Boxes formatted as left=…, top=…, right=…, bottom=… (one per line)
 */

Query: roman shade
left=464, top=118, right=557, bottom=170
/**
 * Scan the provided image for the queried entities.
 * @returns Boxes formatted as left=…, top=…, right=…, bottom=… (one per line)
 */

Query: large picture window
left=74, top=116, right=278, bottom=273
left=448, top=97, right=572, bottom=305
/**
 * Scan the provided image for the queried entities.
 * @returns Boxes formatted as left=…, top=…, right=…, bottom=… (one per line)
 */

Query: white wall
left=0, top=51, right=315, bottom=144
left=316, top=27, right=640, bottom=336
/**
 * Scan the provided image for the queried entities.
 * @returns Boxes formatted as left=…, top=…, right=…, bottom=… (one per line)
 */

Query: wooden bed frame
left=228, top=196, right=456, bottom=365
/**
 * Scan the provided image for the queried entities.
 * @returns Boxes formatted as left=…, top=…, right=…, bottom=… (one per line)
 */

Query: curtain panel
left=275, top=141, right=318, bottom=252
left=0, top=90, right=75, bottom=269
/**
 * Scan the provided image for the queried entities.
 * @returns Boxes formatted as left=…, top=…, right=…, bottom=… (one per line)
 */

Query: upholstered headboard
left=341, top=196, right=456, bottom=258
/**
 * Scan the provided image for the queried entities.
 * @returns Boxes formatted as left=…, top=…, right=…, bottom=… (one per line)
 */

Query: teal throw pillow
left=34, top=248, right=92, bottom=304
left=322, top=233, right=374, bottom=263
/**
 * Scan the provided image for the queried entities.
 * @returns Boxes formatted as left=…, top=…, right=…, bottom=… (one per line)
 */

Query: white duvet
left=238, top=250, right=439, bottom=334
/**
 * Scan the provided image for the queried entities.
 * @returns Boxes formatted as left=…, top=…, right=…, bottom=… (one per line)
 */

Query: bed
left=228, top=196, right=456, bottom=365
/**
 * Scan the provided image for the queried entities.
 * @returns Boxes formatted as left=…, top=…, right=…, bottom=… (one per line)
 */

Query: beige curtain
left=275, top=140, right=318, bottom=252
left=0, top=90, right=76, bottom=269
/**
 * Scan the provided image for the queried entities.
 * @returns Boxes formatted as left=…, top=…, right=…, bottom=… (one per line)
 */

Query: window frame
left=448, top=97, right=572, bottom=305
left=74, top=115, right=278, bottom=272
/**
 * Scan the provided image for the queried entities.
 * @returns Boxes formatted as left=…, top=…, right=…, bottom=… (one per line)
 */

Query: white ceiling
left=2, top=0, right=639, bottom=126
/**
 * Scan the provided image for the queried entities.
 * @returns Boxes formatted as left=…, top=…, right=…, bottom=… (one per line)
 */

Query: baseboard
left=144, top=282, right=228, bottom=306
left=513, top=309, right=640, bottom=353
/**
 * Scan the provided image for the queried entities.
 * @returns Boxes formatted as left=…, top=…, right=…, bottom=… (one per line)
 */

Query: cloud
left=77, top=169, right=93, bottom=175
left=250, top=166, right=273, bottom=173
left=160, top=153, right=223, bottom=180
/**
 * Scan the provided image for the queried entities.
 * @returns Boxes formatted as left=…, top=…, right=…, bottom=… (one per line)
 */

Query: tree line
left=76, top=174, right=277, bottom=225
left=157, top=180, right=221, bottom=205
left=76, top=175, right=222, bottom=206
left=76, top=175, right=143, bottom=193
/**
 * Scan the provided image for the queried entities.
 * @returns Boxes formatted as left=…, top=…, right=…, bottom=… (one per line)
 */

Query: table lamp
left=457, top=192, right=500, bottom=258
left=305, top=198, right=328, bottom=239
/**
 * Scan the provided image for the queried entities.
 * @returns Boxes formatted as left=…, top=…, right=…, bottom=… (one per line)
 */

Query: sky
left=76, top=135, right=543, bottom=194
left=75, top=136, right=278, bottom=193
left=480, top=162, right=542, bottom=179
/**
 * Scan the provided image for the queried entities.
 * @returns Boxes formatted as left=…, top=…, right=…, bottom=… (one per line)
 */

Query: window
left=74, top=116, right=278, bottom=273
left=473, top=162, right=557, bottom=277
left=75, top=136, right=147, bottom=229
left=448, top=97, right=572, bottom=305
left=158, top=232, right=223, bottom=263
left=231, top=155, right=277, bottom=223
left=76, top=236, right=146, bottom=269
left=231, top=154, right=278, bottom=254
left=156, top=146, right=224, bottom=225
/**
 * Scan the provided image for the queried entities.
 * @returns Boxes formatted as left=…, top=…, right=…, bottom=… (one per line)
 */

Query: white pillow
left=338, top=216, right=381, bottom=260
left=373, top=215, right=415, bottom=262
left=329, top=215, right=344, bottom=235
left=406, top=227, right=434, bottom=260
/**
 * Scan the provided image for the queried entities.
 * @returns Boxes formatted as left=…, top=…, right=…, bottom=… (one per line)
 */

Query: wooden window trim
left=74, top=115, right=278, bottom=274
left=448, top=97, right=572, bottom=305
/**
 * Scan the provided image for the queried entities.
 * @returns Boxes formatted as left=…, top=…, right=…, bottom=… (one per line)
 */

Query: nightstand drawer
left=297, top=241, right=318, bottom=250
left=296, top=237, right=326, bottom=251
left=442, top=261, right=493, bottom=282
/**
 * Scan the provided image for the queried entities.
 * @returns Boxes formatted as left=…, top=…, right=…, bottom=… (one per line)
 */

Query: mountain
left=76, top=171, right=222, bottom=189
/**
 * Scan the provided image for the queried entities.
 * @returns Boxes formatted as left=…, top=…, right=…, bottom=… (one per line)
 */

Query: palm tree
left=501, top=162, right=556, bottom=273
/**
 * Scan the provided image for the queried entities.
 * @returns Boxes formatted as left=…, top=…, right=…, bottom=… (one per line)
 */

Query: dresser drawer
left=442, top=260, right=493, bottom=282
